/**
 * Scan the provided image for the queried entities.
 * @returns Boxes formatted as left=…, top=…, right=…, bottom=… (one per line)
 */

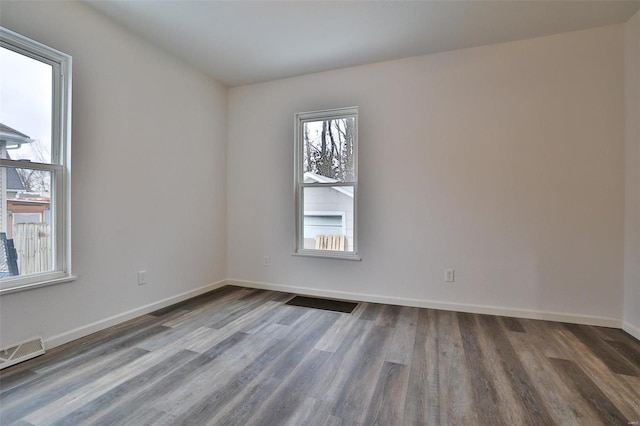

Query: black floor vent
left=285, top=296, right=359, bottom=314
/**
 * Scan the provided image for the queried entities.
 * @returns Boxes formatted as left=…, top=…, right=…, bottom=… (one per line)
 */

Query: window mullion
left=0, top=159, right=61, bottom=172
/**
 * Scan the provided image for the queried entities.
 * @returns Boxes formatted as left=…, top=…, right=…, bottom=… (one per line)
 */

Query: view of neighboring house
left=4, top=158, right=24, bottom=198
left=0, top=123, right=51, bottom=276
left=303, top=171, right=354, bottom=251
left=0, top=123, right=30, bottom=233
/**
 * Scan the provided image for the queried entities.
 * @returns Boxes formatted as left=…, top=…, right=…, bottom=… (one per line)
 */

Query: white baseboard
left=623, top=321, right=640, bottom=340
left=226, top=279, right=622, bottom=328
left=43, top=277, right=627, bottom=351
left=45, top=280, right=227, bottom=349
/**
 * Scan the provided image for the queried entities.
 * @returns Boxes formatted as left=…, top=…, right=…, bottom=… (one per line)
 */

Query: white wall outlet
left=138, top=270, right=146, bottom=285
left=263, top=256, right=270, bottom=267
left=445, top=269, right=455, bottom=282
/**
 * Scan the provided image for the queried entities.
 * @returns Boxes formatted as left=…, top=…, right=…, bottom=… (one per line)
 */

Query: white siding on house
left=0, top=143, right=7, bottom=233
left=303, top=186, right=354, bottom=251
left=0, top=162, right=4, bottom=233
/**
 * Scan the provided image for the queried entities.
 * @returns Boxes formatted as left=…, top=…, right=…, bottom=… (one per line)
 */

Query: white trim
left=226, top=279, right=622, bottom=328
left=0, top=27, right=69, bottom=68
left=0, top=26, right=73, bottom=291
left=0, top=160, right=63, bottom=172
left=0, top=274, right=76, bottom=295
left=296, top=106, right=359, bottom=122
left=292, top=251, right=362, bottom=261
left=30, top=278, right=633, bottom=351
left=623, top=321, right=640, bottom=340
left=303, top=173, right=355, bottom=198
left=0, top=131, right=35, bottom=148
left=294, top=107, right=359, bottom=257
left=44, top=279, right=227, bottom=349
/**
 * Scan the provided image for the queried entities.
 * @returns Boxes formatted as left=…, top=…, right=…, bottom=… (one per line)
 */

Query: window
left=294, top=107, right=360, bottom=260
left=0, top=27, right=73, bottom=293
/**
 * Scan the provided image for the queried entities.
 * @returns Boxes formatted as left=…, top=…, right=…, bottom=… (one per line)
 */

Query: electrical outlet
left=263, top=256, right=270, bottom=267
left=138, top=270, right=146, bottom=285
left=445, top=269, right=455, bottom=283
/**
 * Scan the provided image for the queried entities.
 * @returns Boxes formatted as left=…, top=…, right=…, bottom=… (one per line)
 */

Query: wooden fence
left=315, top=234, right=346, bottom=251
left=13, top=223, right=51, bottom=275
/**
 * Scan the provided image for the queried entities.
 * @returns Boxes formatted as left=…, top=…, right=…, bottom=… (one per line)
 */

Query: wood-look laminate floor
left=1, top=286, right=640, bottom=426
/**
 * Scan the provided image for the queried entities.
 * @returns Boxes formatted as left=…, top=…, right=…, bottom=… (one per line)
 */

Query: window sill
left=0, top=275, right=78, bottom=295
left=292, top=251, right=362, bottom=261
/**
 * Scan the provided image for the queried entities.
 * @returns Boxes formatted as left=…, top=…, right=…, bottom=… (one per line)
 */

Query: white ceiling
left=86, top=1, right=640, bottom=87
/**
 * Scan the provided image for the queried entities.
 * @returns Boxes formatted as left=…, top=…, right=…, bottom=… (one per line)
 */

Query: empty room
left=1, top=0, right=640, bottom=424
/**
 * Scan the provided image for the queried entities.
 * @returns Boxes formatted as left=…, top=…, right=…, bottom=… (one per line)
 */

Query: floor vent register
left=285, top=295, right=359, bottom=314
left=0, top=337, right=45, bottom=370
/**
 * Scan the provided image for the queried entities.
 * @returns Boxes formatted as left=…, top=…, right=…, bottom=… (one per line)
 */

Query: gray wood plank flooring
left=1, top=285, right=640, bottom=425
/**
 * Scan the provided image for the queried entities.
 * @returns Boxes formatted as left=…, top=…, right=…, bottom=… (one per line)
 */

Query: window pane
left=303, top=186, right=354, bottom=252
left=302, top=116, right=355, bottom=183
left=0, top=46, right=53, bottom=163
left=0, top=166, right=53, bottom=278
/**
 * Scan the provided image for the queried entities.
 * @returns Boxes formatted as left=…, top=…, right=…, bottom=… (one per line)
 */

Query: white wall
left=228, top=25, right=625, bottom=325
left=0, top=5, right=629, bottom=350
left=0, top=2, right=228, bottom=348
left=624, top=10, right=640, bottom=339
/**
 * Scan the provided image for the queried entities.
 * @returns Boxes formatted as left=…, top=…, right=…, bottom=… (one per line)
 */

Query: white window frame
left=0, top=27, right=74, bottom=294
left=294, top=107, right=361, bottom=260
